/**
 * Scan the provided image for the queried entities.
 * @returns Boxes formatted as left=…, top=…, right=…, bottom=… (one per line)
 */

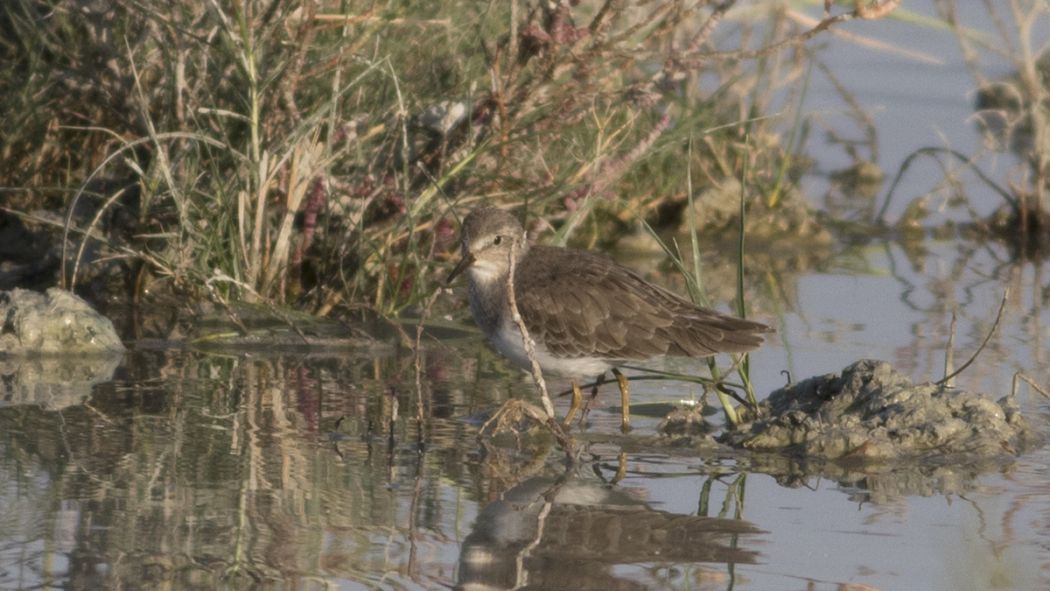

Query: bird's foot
left=479, top=399, right=550, bottom=438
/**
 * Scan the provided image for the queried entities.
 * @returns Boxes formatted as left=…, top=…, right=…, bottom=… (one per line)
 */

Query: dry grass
left=0, top=0, right=902, bottom=314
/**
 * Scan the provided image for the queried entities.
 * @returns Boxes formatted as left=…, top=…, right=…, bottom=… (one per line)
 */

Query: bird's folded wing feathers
left=515, top=246, right=770, bottom=360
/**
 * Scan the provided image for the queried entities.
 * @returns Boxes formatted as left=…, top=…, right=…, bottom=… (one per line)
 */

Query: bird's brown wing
left=515, top=246, right=772, bottom=361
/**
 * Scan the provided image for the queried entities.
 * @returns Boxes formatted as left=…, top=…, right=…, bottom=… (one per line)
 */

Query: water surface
left=2, top=225, right=1048, bottom=590
left=3, top=2, right=1050, bottom=589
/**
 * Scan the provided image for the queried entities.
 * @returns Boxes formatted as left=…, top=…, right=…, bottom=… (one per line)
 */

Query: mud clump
left=681, top=178, right=832, bottom=246
left=723, top=360, right=1038, bottom=460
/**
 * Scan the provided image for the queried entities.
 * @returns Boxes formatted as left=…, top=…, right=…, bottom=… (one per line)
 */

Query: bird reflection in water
left=455, top=474, right=763, bottom=590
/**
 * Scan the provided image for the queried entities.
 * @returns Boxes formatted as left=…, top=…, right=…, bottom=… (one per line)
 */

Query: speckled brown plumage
left=515, top=245, right=770, bottom=361
left=449, top=206, right=770, bottom=366
left=447, top=206, right=772, bottom=430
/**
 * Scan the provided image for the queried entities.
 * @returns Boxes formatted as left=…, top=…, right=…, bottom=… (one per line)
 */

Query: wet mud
left=722, top=359, right=1039, bottom=460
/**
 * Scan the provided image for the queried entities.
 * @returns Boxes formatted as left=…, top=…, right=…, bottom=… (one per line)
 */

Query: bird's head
left=446, top=207, right=527, bottom=285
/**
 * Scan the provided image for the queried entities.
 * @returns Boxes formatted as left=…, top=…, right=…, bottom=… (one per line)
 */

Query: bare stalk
left=935, top=290, right=1009, bottom=387
left=1012, top=372, right=1050, bottom=399
left=942, top=311, right=957, bottom=388
left=506, top=231, right=555, bottom=420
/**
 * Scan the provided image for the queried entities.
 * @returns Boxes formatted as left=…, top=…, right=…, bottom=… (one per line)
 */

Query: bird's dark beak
left=446, top=252, right=475, bottom=284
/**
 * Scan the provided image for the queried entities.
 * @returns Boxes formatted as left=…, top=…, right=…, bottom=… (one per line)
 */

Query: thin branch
left=686, top=0, right=737, bottom=53
left=676, top=0, right=901, bottom=67
left=505, top=230, right=574, bottom=452
left=875, top=146, right=1019, bottom=224
left=506, top=231, right=554, bottom=419
left=942, top=311, right=957, bottom=388
left=935, top=289, right=1009, bottom=387
left=1012, top=372, right=1050, bottom=399
left=414, top=287, right=442, bottom=430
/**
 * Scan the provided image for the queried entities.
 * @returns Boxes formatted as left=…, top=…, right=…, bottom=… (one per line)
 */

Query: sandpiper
left=447, top=206, right=772, bottom=431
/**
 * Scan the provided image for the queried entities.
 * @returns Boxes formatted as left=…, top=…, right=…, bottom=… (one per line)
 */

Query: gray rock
left=0, top=288, right=124, bottom=354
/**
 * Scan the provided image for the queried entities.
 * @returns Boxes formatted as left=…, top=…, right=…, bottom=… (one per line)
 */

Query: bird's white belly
left=488, top=320, right=612, bottom=378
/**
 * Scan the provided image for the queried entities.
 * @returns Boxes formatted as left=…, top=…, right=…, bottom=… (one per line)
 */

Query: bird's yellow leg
left=613, top=368, right=631, bottom=432
left=613, top=451, right=627, bottom=484
left=562, top=380, right=583, bottom=428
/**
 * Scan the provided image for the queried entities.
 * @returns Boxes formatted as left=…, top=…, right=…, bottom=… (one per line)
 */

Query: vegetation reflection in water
left=0, top=349, right=774, bottom=589
left=2, top=215, right=1049, bottom=589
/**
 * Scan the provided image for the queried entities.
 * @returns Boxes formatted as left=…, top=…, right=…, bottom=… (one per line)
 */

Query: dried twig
left=505, top=229, right=574, bottom=451
left=506, top=231, right=554, bottom=418
left=686, top=0, right=737, bottom=53
left=943, top=311, right=957, bottom=388
left=306, top=13, right=452, bottom=28
left=936, top=289, right=1009, bottom=387
left=414, top=287, right=442, bottom=428
left=1012, top=372, right=1050, bottom=400
left=677, top=0, right=901, bottom=66
left=875, top=147, right=1018, bottom=223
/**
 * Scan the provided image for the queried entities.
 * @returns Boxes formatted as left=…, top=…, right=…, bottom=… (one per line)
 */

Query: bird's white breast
left=488, top=317, right=612, bottom=379
left=467, top=264, right=612, bottom=379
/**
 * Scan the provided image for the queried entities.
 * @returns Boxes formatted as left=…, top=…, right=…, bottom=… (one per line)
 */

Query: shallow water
left=4, top=2, right=1050, bottom=590
left=2, top=230, right=1048, bottom=590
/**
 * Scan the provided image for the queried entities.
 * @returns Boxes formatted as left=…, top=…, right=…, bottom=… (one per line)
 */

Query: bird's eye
left=493, top=235, right=503, bottom=246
